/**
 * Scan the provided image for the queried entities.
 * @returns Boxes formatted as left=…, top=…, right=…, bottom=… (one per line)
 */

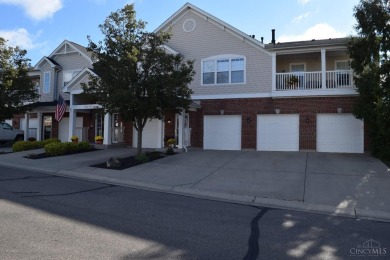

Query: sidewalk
left=0, top=146, right=389, bottom=222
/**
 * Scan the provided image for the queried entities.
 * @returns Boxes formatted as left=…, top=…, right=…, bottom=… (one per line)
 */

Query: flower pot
left=72, top=140, right=78, bottom=144
left=96, top=140, right=103, bottom=144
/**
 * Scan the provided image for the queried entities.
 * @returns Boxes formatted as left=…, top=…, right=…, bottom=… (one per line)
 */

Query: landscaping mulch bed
left=24, top=148, right=101, bottom=159
left=91, top=151, right=172, bottom=170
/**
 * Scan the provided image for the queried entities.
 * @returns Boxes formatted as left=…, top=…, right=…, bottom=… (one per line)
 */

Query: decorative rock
left=106, top=157, right=122, bottom=168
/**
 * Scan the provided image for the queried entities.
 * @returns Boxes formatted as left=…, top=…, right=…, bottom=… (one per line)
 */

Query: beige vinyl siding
left=163, top=11, right=272, bottom=96
left=39, top=63, right=54, bottom=102
left=276, top=51, right=350, bottom=72
left=55, top=52, right=91, bottom=100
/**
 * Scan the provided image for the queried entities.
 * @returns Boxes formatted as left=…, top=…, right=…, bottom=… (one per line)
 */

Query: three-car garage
left=202, top=113, right=364, bottom=153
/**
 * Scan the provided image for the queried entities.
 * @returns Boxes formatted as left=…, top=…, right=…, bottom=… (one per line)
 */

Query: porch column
left=103, top=113, right=112, bottom=145
left=24, top=113, right=29, bottom=141
left=177, top=110, right=185, bottom=149
left=271, top=53, right=277, bottom=91
left=68, top=94, right=76, bottom=141
left=321, top=49, right=327, bottom=89
left=36, top=112, right=42, bottom=141
left=68, top=109, right=76, bottom=142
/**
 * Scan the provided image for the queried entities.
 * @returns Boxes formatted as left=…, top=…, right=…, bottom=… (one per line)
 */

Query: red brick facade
left=186, top=96, right=367, bottom=151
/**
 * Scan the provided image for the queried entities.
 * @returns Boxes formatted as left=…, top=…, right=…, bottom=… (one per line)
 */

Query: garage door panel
left=317, top=114, right=363, bottom=153
left=257, top=114, right=299, bottom=151
left=133, top=119, right=162, bottom=148
left=204, top=115, right=241, bottom=150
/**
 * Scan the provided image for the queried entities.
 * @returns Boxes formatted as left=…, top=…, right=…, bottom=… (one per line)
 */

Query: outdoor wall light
left=337, top=108, right=343, bottom=114
left=220, top=110, right=224, bottom=115
left=275, top=108, right=281, bottom=114
left=167, top=118, right=172, bottom=124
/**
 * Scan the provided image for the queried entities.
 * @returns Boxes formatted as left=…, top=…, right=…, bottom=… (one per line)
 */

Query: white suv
left=0, top=122, right=24, bottom=143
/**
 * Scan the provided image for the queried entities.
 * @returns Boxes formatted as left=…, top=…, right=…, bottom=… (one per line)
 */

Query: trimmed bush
left=45, top=141, right=91, bottom=157
left=12, top=138, right=61, bottom=152
left=12, top=141, right=38, bottom=152
left=135, top=153, right=149, bottom=164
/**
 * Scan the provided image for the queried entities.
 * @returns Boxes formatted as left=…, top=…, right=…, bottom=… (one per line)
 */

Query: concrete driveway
left=149, top=150, right=390, bottom=219
left=0, top=147, right=389, bottom=221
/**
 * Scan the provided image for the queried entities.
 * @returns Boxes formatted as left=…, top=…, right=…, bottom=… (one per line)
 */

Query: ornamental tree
left=83, top=4, right=195, bottom=156
left=348, top=0, right=390, bottom=161
left=0, top=37, right=39, bottom=122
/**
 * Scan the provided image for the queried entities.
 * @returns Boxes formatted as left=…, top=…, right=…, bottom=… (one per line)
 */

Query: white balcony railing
left=276, top=70, right=354, bottom=91
left=326, top=70, right=354, bottom=89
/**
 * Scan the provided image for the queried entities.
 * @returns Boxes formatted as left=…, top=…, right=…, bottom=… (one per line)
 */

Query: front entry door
left=175, top=113, right=189, bottom=146
left=43, top=116, right=52, bottom=140
left=112, top=113, right=124, bottom=143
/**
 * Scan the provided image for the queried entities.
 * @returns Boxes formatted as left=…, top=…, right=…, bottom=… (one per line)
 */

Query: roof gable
left=34, top=40, right=92, bottom=69
left=63, top=67, right=96, bottom=94
left=155, top=3, right=270, bottom=56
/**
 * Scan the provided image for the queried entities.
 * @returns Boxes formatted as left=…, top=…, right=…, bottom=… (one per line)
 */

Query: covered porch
left=269, top=38, right=357, bottom=96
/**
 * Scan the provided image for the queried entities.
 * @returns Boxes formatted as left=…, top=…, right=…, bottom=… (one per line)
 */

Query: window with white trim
left=335, top=60, right=350, bottom=70
left=63, top=69, right=81, bottom=86
left=43, top=72, right=50, bottom=93
left=202, top=56, right=245, bottom=85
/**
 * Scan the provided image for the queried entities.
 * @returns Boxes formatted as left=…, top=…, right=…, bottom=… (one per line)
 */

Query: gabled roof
left=63, top=67, right=97, bottom=94
left=154, top=3, right=270, bottom=55
left=49, top=40, right=92, bottom=61
left=34, top=57, right=61, bottom=70
left=34, top=40, right=92, bottom=69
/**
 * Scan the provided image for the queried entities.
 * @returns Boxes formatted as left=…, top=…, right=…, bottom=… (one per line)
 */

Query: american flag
left=55, top=94, right=67, bottom=122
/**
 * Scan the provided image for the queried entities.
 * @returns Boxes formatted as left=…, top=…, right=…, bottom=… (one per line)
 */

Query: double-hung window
left=202, top=55, right=245, bottom=85
left=43, top=72, right=50, bottom=93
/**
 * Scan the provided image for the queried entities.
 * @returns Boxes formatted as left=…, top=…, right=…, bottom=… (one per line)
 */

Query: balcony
left=276, top=70, right=354, bottom=91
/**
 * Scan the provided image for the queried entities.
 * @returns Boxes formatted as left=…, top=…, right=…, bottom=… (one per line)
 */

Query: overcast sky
left=0, top=0, right=360, bottom=65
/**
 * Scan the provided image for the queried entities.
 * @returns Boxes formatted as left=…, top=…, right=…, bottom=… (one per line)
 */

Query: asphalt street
left=0, top=166, right=389, bottom=260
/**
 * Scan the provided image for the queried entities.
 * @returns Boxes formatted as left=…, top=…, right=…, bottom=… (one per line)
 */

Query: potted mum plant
left=95, top=135, right=103, bottom=144
left=71, top=135, right=79, bottom=143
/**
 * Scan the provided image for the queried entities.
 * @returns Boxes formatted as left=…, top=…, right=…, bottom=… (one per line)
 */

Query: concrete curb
left=1, top=162, right=390, bottom=223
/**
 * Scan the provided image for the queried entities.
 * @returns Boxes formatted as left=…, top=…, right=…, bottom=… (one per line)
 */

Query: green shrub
left=12, top=141, right=38, bottom=152
left=12, top=138, right=61, bottom=152
left=146, top=151, right=163, bottom=160
left=136, top=153, right=149, bottom=164
left=44, top=141, right=92, bottom=157
left=45, top=142, right=68, bottom=156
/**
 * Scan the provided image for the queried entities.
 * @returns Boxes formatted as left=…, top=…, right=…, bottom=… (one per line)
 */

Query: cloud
left=277, top=23, right=346, bottom=42
left=297, top=0, right=311, bottom=5
left=293, top=12, right=310, bottom=23
left=0, top=0, right=62, bottom=21
left=0, top=28, right=46, bottom=50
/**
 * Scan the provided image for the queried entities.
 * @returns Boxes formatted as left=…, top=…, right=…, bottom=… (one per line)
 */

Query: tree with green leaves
left=83, top=4, right=195, bottom=156
left=348, top=0, right=390, bottom=161
left=0, top=37, right=39, bottom=122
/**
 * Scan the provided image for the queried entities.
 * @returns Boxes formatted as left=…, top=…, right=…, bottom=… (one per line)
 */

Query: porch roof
left=265, top=37, right=349, bottom=52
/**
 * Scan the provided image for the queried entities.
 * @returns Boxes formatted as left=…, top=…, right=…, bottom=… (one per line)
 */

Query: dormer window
left=202, top=55, right=246, bottom=85
left=43, top=72, right=50, bottom=93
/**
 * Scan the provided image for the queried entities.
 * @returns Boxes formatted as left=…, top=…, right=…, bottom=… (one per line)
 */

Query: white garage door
left=204, top=115, right=241, bottom=150
left=133, top=119, right=163, bottom=148
left=59, top=117, right=83, bottom=142
left=317, top=114, right=364, bottom=153
left=257, top=114, right=299, bottom=151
